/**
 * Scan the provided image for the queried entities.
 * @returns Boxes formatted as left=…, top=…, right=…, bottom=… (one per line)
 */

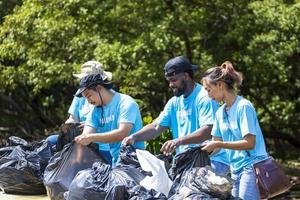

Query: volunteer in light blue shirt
left=68, top=96, right=91, bottom=122
left=123, top=56, right=229, bottom=175
left=213, top=96, right=267, bottom=173
left=68, top=96, right=111, bottom=152
left=156, top=83, right=229, bottom=168
left=74, top=73, right=144, bottom=165
left=201, top=61, right=268, bottom=200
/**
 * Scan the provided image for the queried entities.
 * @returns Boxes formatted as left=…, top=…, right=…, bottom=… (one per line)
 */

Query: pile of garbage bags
left=0, top=135, right=236, bottom=200
left=0, top=136, right=53, bottom=194
left=65, top=145, right=167, bottom=200
left=43, top=142, right=107, bottom=200
left=65, top=145, right=235, bottom=200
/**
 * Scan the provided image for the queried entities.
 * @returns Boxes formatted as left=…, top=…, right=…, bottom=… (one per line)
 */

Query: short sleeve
left=68, top=96, right=81, bottom=118
left=155, top=99, right=173, bottom=127
left=198, top=96, right=219, bottom=127
left=211, top=115, right=222, bottom=138
left=119, top=99, right=139, bottom=124
left=84, top=106, right=99, bottom=129
left=239, top=104, right=258, bottom=137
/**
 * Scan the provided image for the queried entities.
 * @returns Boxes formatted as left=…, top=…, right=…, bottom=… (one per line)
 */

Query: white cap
left=73, top=61, right=112, bottom=81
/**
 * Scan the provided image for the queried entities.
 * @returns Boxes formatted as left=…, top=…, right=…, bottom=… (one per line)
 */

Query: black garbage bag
left=64, top=162, right=109, bottom=200
left=103, top=184, right=168, bottom=200
left=0, top=146, right=15, bottom=158
left=0, top=136, right=30, bottom=158
left=127, top=185, right=168, bottom=200
left=56, top=123, right=81, bottom=152
left=0, top=139, right=53, bottom=194
left=168, top=147, right=211, bottom=198
left=115, top=145, right=141, bottom=167
left=186, top=166, right=233, bottom=199
left=170, top=166, right=234, bottom=199
left=43, top=142, right=107, bottom=200
left=66, top=145, right=155, bottom=200
left=7, top=136, right=29, bottom=146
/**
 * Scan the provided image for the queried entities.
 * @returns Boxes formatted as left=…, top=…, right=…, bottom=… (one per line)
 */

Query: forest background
left=0, top=0, right=299, bottom=162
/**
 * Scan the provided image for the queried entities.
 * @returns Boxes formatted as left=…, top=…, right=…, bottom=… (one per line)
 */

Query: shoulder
left=118, top=93, right=139, bottom=108
left=195, top=84, right=209, bottom=101
left=236, top=96, right=256, bottom=113
left=165, top=96, right=179, bottom=109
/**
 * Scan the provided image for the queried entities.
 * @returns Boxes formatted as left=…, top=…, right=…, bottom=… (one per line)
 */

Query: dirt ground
left=0, top=192, right=49, bottom=200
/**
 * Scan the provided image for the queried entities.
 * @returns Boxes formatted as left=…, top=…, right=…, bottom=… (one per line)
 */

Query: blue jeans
left=211, top=160, right=230, bottom=176
left=46, top=134, right=59, bottom=145
left=231, top=166, right=260, bottom=200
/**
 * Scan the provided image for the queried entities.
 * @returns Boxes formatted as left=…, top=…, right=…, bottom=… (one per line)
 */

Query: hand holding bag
left=253, top=157, right=293, bottom=199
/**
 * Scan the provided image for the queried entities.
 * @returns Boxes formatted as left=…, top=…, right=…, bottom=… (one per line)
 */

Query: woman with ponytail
left=201, top=61, right=268, bottom=200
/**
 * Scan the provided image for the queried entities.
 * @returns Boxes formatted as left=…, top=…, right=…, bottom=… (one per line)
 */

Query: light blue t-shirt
left=85, top=91, right=145, bottom=164
left=68, top=96, right=110, bottom=151
left=156, top=83, right=229, bottom=165
left=212, top=95, right=268, bottom=173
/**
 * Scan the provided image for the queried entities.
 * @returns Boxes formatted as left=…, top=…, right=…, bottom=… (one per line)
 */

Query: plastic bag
left=182, top=166, right=233, bottom=199
left=43, top=142, right=106, bottom=200
left=56, top=123, right=81, bottom=151
left=0, top=139, right=53, bottom=194
left=127, top=183, right=168, bottom=200
left=66, top=145, right=162, bottom=200
left=136, top=149, right=173, bottom=196
left=168, top=147, right=211, bottom=198
left=104, top=185, right=167, bottom=200
left=0, top=136, right=30, bottom=158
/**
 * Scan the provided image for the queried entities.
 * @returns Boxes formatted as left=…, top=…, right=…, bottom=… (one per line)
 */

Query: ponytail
left=202, top=61, right=243, bottom=90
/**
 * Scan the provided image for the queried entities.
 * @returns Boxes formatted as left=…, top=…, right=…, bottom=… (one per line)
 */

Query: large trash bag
left=56, top=123, right=81, bottom=152
left=185, top=166, right=233, bottom=199
left=127, top=185, right=168, bottom=200
left=0, top=146, right=15, bottom=158
left=7, top=136, right=29, bottom=146
left=0, top=136, right=30, bottom=158
left=168, top=147, right=211, bottom=198
left=43, top=142, right=106, bottom=200
left=0, top=139, right=53, bottom=194
left=66, top=145, right=157, bottom=200
left=170, top=166, right=234, bottom=200
left=115, top=144, right=141, bottom=167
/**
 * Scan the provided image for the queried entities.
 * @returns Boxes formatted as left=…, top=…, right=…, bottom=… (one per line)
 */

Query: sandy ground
left=0, top=192, right=49, bottom=200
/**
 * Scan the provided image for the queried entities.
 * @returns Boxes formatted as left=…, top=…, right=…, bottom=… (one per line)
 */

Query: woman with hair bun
left=201, top=61, right=268, bottom=200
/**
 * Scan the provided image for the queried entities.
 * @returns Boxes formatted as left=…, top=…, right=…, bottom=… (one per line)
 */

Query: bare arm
left=160, top=125, right=212, bottom=154
left=177, top=125, right=212, bottom=145
left=122, top=122, right=168, bottom=145
left=75, top=122, right=134, bottom=145
left=132, top=122, right=168, bottom=141
left=202, top=134, right=256, bottom=153
left=65, top=114, right=80, bottom=124
left=220, top=134, right=256, bottom=150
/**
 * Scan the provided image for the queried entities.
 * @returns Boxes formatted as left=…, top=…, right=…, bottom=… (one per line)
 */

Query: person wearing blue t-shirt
left=46, top=61, right=112, bottom=164
left=123, top=56, right=229, bottom=175
left=74, top=73, right=145, bottom=165
left=201, top=61, right=268, bottom=200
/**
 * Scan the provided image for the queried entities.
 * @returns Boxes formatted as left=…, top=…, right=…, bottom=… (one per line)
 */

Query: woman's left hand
left=201, top=141, right=222, bottom=153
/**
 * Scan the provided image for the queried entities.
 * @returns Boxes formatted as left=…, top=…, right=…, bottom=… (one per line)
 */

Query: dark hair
left=201, top=61, right=243, bottom=90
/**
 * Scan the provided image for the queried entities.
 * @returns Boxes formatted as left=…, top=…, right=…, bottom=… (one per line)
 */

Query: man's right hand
left=122, top=136, right=135, bottom=145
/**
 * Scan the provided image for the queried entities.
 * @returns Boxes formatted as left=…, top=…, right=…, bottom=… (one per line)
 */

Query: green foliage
left=0, top=0, right=299, bottom=158
left=142, top=114, right=172, bottom=155
left=0, top=0, right=22, bottom=23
